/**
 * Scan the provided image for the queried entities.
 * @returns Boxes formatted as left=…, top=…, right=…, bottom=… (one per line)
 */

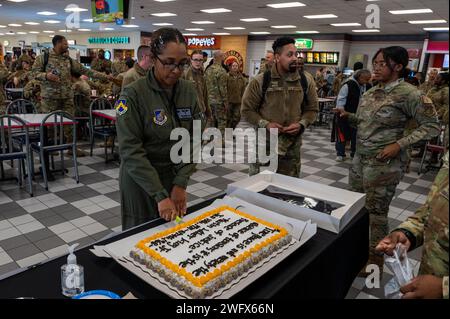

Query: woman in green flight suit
left=116, top=28, right=205, bottom=230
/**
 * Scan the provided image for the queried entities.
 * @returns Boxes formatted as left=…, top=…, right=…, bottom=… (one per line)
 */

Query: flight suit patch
left=153, top=109, right=168, bottom=125
left=176, top=108, right=192, bottom=120
left=115, top=99, right=128, bottom=116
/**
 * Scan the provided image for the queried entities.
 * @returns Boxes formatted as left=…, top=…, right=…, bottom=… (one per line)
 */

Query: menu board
left=298, top=50, right=340, bottom=65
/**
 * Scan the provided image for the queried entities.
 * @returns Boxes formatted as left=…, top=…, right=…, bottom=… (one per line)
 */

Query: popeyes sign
left=186, top=36, right=221, bottom=49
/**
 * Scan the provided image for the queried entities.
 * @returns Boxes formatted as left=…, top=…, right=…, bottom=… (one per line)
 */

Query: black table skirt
left=0, top=195, right=369, bottom=299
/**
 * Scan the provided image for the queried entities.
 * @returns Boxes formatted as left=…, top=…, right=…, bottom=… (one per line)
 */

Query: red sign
left=186, top=36, right=221, bottom=50
left=427, top=41, right=449, bottom=52
left=224, top=50, right=244, bottom=72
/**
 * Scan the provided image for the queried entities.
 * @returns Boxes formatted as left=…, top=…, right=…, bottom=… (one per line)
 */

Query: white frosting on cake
left=130, top=206, right=291, bottom=298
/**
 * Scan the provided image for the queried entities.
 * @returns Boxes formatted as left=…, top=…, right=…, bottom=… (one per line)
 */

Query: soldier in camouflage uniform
left=258, top=51, right=274, bottom=75
left=336, top=46, right=440, bottom=273
left=9, top=55, right=32, bottom=87
left=227, top=61, right=248, bottom=129
left=241, top=37, right=319, bottom=177
left=31, top=35, right=110, bottom=113
left=205, top=50, right=229, bottom=138
left=376, top=152, right=448, bottom=299
left=182, top=50, right=212, bottom=122
left=90, top=49, right=112, bottom=74
left=23, top=79, right=41, bottom=110
left=427, top=72, right=449, bottom=156
left=418, top=69, right=438, bottom=95
left=0, top=63, right=9, bottom=113
left=111, top=57, right=129, bottom=77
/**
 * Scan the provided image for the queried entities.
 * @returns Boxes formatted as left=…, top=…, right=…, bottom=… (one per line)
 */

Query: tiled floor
left=0, top=124, right=439, bottom=299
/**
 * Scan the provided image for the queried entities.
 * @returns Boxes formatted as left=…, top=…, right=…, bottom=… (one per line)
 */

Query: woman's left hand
left=377, top=143, right=401, bottom=161
left=170, top=185, right=187, bottom=219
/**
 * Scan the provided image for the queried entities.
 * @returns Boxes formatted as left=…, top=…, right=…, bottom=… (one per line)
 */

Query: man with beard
left=91, top=49, right=112, bottom=74
left=241, top=37, right=318, bottom=177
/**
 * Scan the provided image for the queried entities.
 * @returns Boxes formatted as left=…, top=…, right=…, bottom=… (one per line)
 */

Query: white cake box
left=227, top=171, right=366, bottom=234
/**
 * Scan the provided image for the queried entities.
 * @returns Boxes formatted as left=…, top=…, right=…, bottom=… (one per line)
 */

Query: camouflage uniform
left=90, top=57, right=112, bottom=74
left=394, top=152, right=449, bottom=299
left=428, top=84, right=449, bottom=150
left=31, top=49, right=108, bottom=113
left=111, top=60, right=128, bottom=77
left=23, top=79, right=41, bottom=110
left=227, top=72, right=247, bottom=129
left=182, top=66, right=212, bottom=119
left=0, top=63, right=9, bottom=113
left=205, top=62, right=228, bottom=137
left=419, top=81, right=434, bottom=95
left=72, top=79, right=91, bottom=116
left=427, top=85, right=449, bottom=123
left=9, top=69, right=31, bottom=87
left=241, top=64, right=319, bottom=177
left=347, top=79, right=440, bottom=267
left=122, top=63, right=147, bottom=89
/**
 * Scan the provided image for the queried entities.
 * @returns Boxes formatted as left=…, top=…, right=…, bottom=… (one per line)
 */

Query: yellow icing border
left=135, top=206, right=288, bottom=288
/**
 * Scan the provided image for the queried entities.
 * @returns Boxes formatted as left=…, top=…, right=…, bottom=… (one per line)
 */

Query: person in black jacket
left=334, top=69, right=372, bottom=161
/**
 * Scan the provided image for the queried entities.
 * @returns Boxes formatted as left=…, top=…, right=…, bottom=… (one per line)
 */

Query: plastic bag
left=384, top=244, right=414, bottom=299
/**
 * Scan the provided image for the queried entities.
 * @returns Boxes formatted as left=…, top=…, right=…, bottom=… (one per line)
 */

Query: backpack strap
left=42, top=51, right=49, bottom=72
left=258, top=69, right=271, bottom=110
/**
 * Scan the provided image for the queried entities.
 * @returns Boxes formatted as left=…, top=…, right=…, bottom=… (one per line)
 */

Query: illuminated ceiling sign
left=295, top=38, right=314, bottom=50
left=186, top=36, right=221, bottom=49
left=88, top=37, right=130, bottom=44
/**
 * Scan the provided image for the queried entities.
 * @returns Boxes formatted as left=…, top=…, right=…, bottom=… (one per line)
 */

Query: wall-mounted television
left=91, top=0, right=131, bottom=23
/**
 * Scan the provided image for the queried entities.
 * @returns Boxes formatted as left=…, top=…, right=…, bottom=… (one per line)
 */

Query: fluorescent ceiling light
left=43, top=30, right=55, bottom=33
left=271, top=25, right=296, bottom=28
left=389, top=9, right=432, bottom=15
left=352, top=29, right=380, bottom=32
left=44, top=20, right=61, bottom=24
left=155, top=0, right=176, bottom=2
left=59, top=29, right=72, bottom=33
left=8, top=24, right=22, bottom=27
left=304, top=14, right=337, bottom=19
left=240, top=18, right=268, bottom=22
left=224, top=27, right=246, bottom=30
left=250, top=31, right=271, bottom=34
left=78, top=29, right=91, bottom=31
left=267, top=2, right=306, bottom=8
left=65, top=6, right=88, bottom=12
left=83, top=19, right=94, bottom=23
left=131, top=17, right=136, bottom=19
left=29, top=31, right=40, bottom=34
left=153, top=23, right=173, bottom=26
left=186, top=28, right=204, bottom=31
left=0, top=25, right=6, bottom=28
left=104, top=27, right=115, bottom=31
left=296, top=30, right=320, bottom=33
left=191, top=21, right=215, bottom=24
left=16, top=32, right=27, bottom=34
left=200, top=8, right=231, bottom=13
left=7, top=0, right=29, bottom=2
left=0, top=33, right=4, bottom=36
left=213, top=32, right=230, bottom=35
left=331, top=23, right=361, bottom=26
left=183, top=33, right=197, bottom=36
left=37, top=11, right=57, bottom=15
left=121, top=24, right=139, bottom=28
left=25, top=22, right=40, bottom=25
left=151, top=13, right=177, bottom=17
left=408, top=20, right=447, bottom=24
left=424, top=27, right=449, bottom=31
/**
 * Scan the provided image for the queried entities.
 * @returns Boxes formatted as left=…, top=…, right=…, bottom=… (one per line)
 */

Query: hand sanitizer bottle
left=61, top=243, right=85, bottom=297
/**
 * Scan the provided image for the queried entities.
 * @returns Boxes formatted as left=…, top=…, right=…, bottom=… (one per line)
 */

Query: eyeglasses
left=372, top=61, right=388, bottom=69
left=191, top=58, right=203, bottom=63
left=155, top=55, right=189, bottom=71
